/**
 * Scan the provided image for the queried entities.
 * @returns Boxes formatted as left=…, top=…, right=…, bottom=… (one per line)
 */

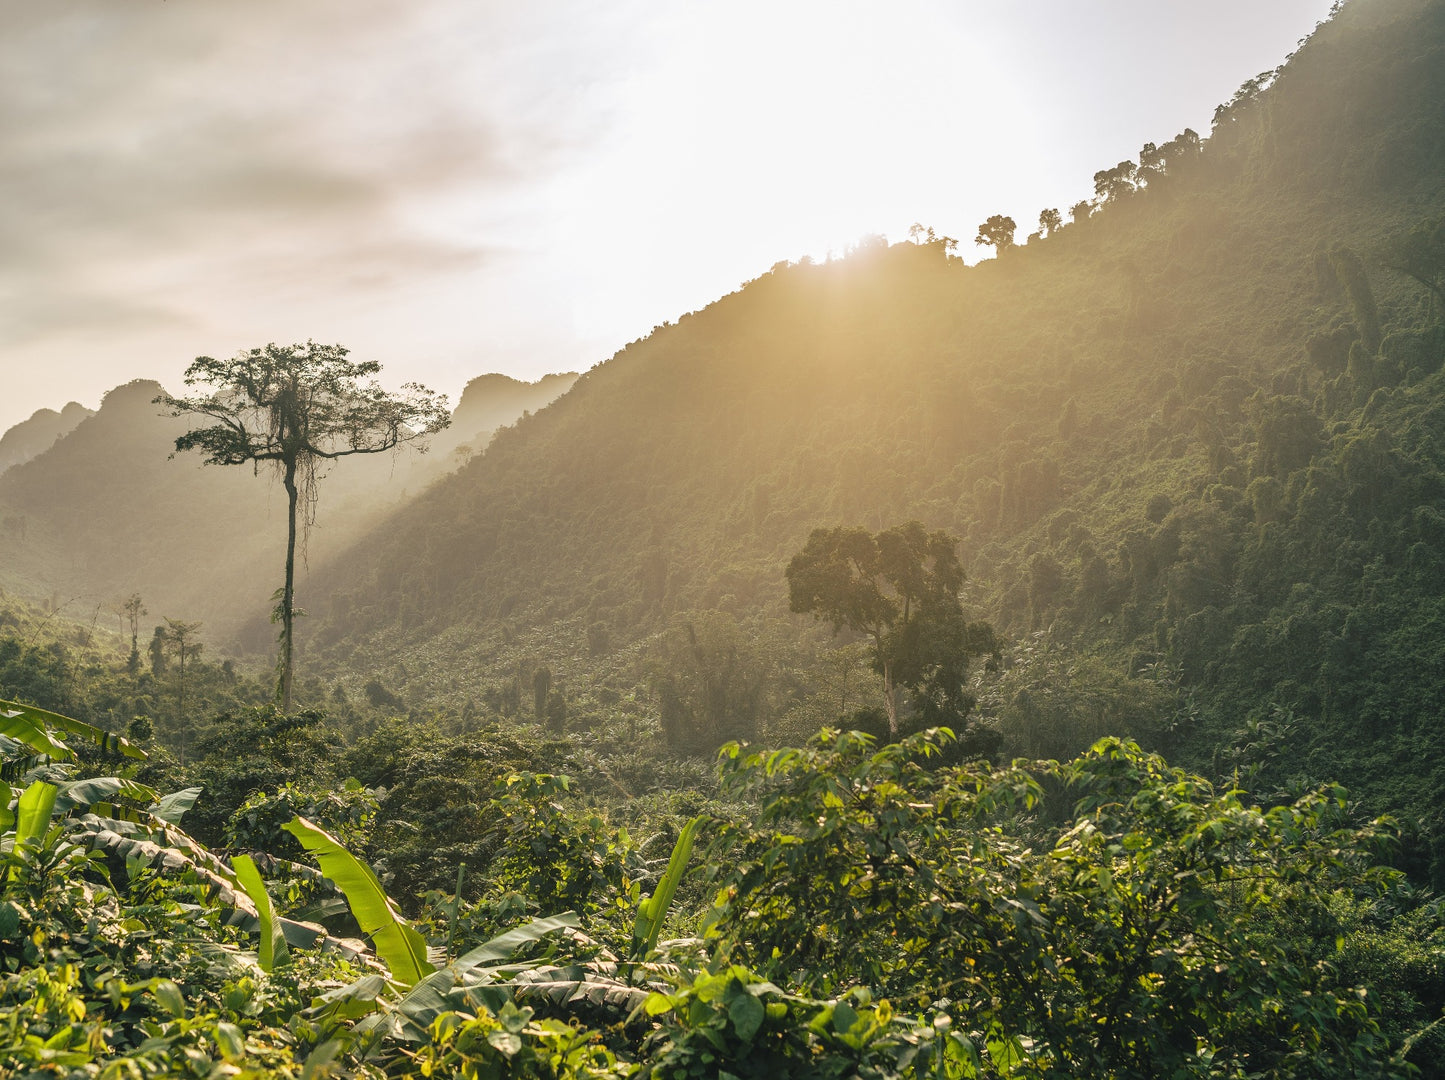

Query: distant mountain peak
left=0, top=400, right=96, bottom=476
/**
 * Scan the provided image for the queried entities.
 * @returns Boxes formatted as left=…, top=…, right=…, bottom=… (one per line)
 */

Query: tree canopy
left=786, top=521, right=997, bottom=736
left=974, top=214, right=1017, bottom=254
left=156, top=342, right=449, bottom=712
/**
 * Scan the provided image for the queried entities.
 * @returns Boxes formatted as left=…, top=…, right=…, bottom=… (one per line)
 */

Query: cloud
left=0, top=1, right=526, bottom=348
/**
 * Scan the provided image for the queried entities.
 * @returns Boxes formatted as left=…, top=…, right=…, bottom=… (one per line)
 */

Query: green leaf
left=728, top=990, right=765, bottom=1043
left=394, top=911, right=586, bottom=1032
left=153, top=980, right=186, bottom=1018
left=151, top=787, right=204, bottom=825
left=453, top=911, right=581, bottom=974
left=55, top=776, right=159, bottom=816
left=507, top=966, right=651, bottom=1017
left=0, top=698, right=144, bottom=760
left=282, top=815, right=434, bottom=986
left=633, top=815, right=701, bottom=958
left=301, top=1039, right=342, bottom=1080
left=487, top=1030, right=523, bottom=1057
left=986, top=1030, right=1028, bottom=1071
left=0, top=708, right=72, bottom=762
left=232, top=854, right=288, bottom=972
left=308, top=974, right=389, bottom=1025
left=215, top=1022, right=245, bottom=1062
left=14, top=781, right=59, bottom=851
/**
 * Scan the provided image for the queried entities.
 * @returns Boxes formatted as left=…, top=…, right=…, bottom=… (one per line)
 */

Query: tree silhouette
left=1038, top=208, right=1062, bottom=237
left=975, top=215, right=1017, bottom=255
left=122, top=593, right=146, bottom=675
left=786, top=521, right=997, bottom=737
left=1093, top=160, right=1138, bottom=203
left=1137, top=141, right=1164, bottom=185
left=156, top=342, right=449, bottom=712
left=161, top=617, right=202, bottom=761
left=909, top=222, right=959, bottom=255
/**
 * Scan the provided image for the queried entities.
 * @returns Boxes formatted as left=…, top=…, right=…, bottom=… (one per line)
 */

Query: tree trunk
left=280, top=462, right=298, bottom=714
left=881, top=660, right=899, bottom=738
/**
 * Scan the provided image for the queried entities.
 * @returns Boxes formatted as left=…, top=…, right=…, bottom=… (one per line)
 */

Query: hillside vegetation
left=0, top=402, right=92, bottom=476
left=6, top=2, right=1445, bottom=1075
left=0, top=372, right=575, bottom=648
left=304, top=0, right=1445, bottom=859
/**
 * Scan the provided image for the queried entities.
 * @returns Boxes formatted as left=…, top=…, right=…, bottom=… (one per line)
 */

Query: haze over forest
left=4, top=1, right=1445, bottom=1077
left=1, top=0, right=1337, bottom=436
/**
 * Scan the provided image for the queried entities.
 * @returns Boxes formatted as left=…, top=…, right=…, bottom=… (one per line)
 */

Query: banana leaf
left=79, top=818, right=248, bottom=905
left=150, top=787, right=203, bottom=825
left=0, top=698, right=144, bottom=760
left=55, top=776, right=159, bottom=816
left=454, top=910, right=582, bottom=974
left=283, top=815, right=434, bottom=987
left=390, top=910, right=585, bottom=1037
left=76, top=815, right=366, bottom=963
left=633, top=815, right=701, bottom=958
left=0, top=709, right=72, bottom=762
left=233, top=854, right=288, bottom=972
left=14, top=781, right=59, bottom=851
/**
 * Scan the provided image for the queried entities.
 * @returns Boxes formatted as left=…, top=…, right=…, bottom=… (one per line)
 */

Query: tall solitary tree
left=161, top=617, right=203, bottom=760
left=122, top=593, right=147, bottom=675
left=156, top=342, right=450, bottom=713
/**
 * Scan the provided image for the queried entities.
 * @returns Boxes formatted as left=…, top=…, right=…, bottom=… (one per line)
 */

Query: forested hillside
left=0, top=372, right=575, bottom=647
left=8, top=3, right=1445, bottom=1076
left=311, top=0, right=1445, bottom=863
left=0, top=401, right=92, bottom=476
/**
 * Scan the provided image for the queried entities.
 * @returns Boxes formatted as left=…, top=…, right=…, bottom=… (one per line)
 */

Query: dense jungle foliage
left=6, top=0, right=1445, bottom=1073
left=5, top=690, right=1445, bottom=1078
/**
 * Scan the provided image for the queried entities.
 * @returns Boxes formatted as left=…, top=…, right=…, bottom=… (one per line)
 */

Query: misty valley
left=6, top=1, right=1445, bottom=1076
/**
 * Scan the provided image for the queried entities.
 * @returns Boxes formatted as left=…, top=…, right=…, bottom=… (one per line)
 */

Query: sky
left=0, top=0, right=1339, bottom=436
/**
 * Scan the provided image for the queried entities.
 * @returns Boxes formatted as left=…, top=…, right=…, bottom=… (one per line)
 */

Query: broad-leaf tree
left=974, top=214, right=1017, bottom=254
left=1093, top=159, right=1138, bottom=202
left=156, top=342, right=449, bottom=713
left=121, top=592, right=146, bottom=674
left=785, top=521, right=996, bottom=736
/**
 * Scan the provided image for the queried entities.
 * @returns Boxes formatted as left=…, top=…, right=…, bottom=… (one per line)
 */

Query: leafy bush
left=707, top=728, right=1408, bottom=1079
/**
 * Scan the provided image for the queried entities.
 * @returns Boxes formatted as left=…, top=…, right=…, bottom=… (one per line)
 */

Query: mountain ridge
left=0, top=371, right=577, bottom=646
left=297, top=0, right=1445, bottom=867
left=0, top=401, right=93, bottom=477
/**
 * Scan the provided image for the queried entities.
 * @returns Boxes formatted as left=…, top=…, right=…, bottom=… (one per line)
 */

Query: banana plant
left=2, top=781, right=60, bottom=889
left=233, top=853, right=289, bottom=973
left=0, top=699, right=367, bottom=977
left=632, top=815, right=702, bottom=960
left=283, top=815, right=434, bottom=987
left=12, top=780, right=59, bottom=853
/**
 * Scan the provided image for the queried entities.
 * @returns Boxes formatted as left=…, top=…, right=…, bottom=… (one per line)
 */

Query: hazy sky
left=1, top=0, right=1338, bottom=435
